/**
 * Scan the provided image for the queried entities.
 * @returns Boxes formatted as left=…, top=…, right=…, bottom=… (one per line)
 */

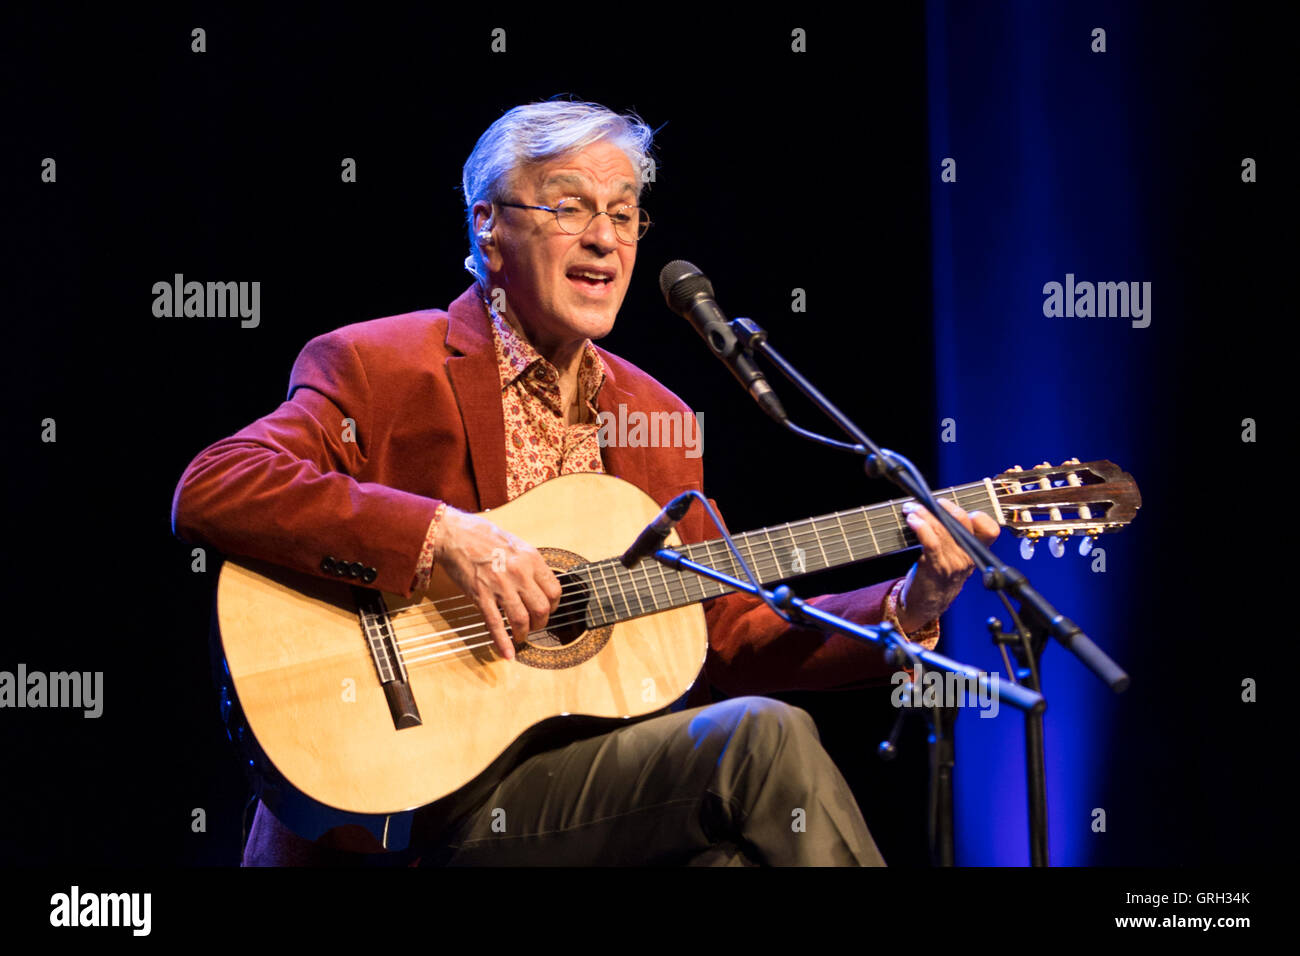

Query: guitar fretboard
left=580, top=480, right=997, bottom=626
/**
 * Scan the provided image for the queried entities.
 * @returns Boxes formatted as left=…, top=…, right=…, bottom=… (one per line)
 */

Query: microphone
left=620, top=492, right=695, bottom=568
left=659, top=260, right=788, bottom=425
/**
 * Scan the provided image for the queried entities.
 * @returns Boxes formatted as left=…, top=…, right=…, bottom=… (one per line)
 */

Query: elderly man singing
left=172, top=99, right=1000, bottom=866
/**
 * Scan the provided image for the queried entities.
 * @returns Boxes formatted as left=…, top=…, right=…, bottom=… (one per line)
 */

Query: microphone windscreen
left=659, top=260, right=714, bottom=313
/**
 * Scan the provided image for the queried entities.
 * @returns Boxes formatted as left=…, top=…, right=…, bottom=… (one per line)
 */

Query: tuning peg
left=1020, top=538, right=1035, bottom=560
left=1063, top=457, right=1081, bottom=465
left=1049, top=536, right=1065, bottom=558
left=1079, top=535, right=1095, bottom=556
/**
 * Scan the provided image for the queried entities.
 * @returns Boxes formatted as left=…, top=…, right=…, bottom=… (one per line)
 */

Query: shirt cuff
left=882, top=577, right=940, bottom=650
left=412, top=501, right=448, bottom=592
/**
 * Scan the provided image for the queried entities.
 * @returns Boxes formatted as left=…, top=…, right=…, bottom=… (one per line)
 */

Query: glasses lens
left=554, top=198, right=589, bottom=234
left=613, top=206, right=650, bottom=242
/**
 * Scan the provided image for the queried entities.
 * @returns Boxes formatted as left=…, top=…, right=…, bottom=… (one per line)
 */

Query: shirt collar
left=487, top=302, right=608, bottom=409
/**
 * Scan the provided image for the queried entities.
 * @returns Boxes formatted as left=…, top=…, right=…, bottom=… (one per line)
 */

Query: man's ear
left=472, top=200, right=493, bottom=235
left=472, top=200, right=502, bottom=272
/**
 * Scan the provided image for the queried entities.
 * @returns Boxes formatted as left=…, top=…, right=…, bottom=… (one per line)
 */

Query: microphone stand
left=725, top=316, right=1130, bottom=867
left=650, top=543, right=1044, bottom=715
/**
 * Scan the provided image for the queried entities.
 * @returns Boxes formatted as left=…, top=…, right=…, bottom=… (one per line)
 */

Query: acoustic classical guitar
left=212, top=459, right=1139, bottom=847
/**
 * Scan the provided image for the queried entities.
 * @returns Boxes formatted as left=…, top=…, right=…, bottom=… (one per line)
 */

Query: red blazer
left=172, top=283, right=905, bottom=701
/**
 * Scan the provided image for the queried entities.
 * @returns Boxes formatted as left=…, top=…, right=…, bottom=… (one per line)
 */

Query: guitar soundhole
left=515, top=548, right=613, bottom=670
left=523, top=570, right=586, bottom=648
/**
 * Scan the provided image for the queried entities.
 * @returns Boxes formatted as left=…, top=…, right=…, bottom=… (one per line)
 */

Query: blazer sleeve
left=687, top=498, right=907, bottom=696
left=170, top=330, right=442, bottom=596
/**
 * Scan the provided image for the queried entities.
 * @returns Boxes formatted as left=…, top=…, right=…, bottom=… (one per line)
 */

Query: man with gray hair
left=173, top=99, right=999, bottom=866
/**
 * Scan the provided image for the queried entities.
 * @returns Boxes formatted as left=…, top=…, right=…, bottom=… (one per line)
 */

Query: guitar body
left=214, top=473, right=708, bottom=837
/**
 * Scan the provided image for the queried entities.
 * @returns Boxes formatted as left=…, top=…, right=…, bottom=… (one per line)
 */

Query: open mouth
left=566, top=267, right=615, bottom=291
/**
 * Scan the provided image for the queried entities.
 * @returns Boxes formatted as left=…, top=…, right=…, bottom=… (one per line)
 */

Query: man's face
left=477, top=140, right=639, bottom=354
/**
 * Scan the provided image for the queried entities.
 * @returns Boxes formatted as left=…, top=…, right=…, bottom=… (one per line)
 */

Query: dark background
left=1, top=3, right=1286, bottom=869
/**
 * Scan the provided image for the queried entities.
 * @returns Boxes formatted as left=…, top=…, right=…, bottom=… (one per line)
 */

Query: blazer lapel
left=445, top=286, right=509, bottom=511
left=442, top=285, right=659, bottom=510
left=596, top=361, right=651, bottom=498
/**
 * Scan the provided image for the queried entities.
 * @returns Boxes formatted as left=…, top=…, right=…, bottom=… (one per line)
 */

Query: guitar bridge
left=355, top=587, right=422, bottom=730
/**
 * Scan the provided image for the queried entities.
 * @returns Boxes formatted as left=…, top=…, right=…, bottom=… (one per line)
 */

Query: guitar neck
left=581, top=479, right=998, bottom=626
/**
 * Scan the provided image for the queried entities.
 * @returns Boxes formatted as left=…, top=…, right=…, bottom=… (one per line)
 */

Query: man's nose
left=582, top=212, right=620, bottom=251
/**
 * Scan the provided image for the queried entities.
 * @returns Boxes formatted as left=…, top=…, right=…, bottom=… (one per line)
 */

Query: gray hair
left=462, top=100, right=656, bottom=285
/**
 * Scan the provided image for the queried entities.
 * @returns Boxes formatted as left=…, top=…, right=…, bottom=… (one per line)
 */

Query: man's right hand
left=433, top=507, right=562, bottom=660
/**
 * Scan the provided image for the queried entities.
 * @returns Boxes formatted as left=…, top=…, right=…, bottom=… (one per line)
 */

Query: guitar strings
left=385, top=496, right=961, bottom=641
left=381, top=487, right=1028, bottom=659
left=369, top=473, right=1056, bottom=638
left=383, top=481, right=1101, bottom=668
left=373, top=480, right=1004, bottom=622
left=383, top=485, right=1020, bottom=648
left=384, top=479, right=1049, bottom=642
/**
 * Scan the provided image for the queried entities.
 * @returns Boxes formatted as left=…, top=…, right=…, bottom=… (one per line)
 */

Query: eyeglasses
left=497, top=197, right=651, bottom=243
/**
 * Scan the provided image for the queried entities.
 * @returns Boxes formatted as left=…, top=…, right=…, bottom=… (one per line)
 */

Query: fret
left=589, top=561, right=618, bottom=624
left=717, top=536, right=758, bottom=593
left=643, top=562, right=665, bottom=612
left=891, top=501, right=911, bottom=548
left=761, top=527, right=778, bottom=579
left=772, top=523, right=792, bottom=576
left=716, top=535, right=741, bottom=579
left=710, top=540, right=736, bottom=595
left=603, top=563, right=629, bottom=620
left=774, top=522, right=795, bottom=574
left=610, top=561, right=635, bottom=622
left=706, top=540, right=731, bottom=596
left=862, top=505, right=881, bottom=555
left=611, top=563, right=635, bottom=620
left=982, top=478, right=1003, bottom=524
left=947, top=483, right=973, bottom=509
left=696, top=540, right=722, bottom=598
left=676, top=562, right=701, bottom=605
left=738, top=532, right=764, bottom=584
left=696, top=538, right=728, bottom=598
left=625, top=563, right=648, bottom=616
left=717, top=537, right=741, bottom=592
left=697, top=537, right=715, bottom=577
left=577, top=566, right=601, bottom=626
left=759, top=531, right=781, bottom=582
left=722, top=531, right=751, bottom=583
left=675, top=552, right=702, bottom=604
left=832, top=511, right=856, bottom=562
left=689, top=538, right=718, bottom=598
left=808, top=518, right=831, bottom=571
left=655, top=559, right=681, bottom=609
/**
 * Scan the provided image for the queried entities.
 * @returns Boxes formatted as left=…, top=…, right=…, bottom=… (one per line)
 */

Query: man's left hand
left=897, top=497, right=1001, bottom=635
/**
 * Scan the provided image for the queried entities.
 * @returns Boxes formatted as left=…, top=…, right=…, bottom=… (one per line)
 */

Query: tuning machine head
left=1078, top=526, right=1105, bottom=556
left=1019, top=529, right=1044, bottom=560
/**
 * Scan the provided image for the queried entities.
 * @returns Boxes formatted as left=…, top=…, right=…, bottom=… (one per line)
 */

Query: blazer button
left=334, top=560, right=351, bottom=576
left=361, top=567, right=378, bottom=584
left=348, top=562, right=364, bottom=579
left=321, top=556, right=336, bottom=573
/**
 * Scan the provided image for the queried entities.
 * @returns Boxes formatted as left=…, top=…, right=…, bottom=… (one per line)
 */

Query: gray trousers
left=427, top=695, right=885, bottom=866
left=243, top=695, right=885, bottom=866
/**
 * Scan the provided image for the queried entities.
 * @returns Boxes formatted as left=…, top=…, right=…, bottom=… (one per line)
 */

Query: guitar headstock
left=992, top=458, right=1141, bottom=558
